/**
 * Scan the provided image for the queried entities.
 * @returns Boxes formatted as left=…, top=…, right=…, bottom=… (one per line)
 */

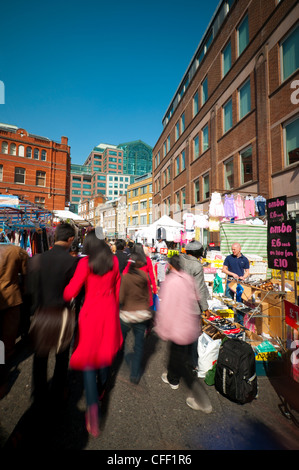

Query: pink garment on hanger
left=235, top=195, right=246, bottom=224
left=245, top=197, right=255, bottom=217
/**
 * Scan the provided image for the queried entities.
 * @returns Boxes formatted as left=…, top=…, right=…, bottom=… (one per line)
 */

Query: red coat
left=122, top=256, right=157, bottom=306
left=63, top=256, right=123, bottom=370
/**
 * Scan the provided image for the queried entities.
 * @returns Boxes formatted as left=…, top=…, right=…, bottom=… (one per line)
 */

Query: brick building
left=152, top=0, right=299, bottom=242
left=0, top=123, right=71, bottom=211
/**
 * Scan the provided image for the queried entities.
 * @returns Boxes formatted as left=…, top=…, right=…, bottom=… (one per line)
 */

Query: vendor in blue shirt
left=222, top=243, right=250, bottom=299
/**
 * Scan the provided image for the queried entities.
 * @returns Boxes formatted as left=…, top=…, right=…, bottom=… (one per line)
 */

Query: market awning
left=220, top=223, right=268, bottom=260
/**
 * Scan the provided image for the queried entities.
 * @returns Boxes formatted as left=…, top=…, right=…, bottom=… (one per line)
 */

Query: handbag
left=29, top=305, right=75, bottom=356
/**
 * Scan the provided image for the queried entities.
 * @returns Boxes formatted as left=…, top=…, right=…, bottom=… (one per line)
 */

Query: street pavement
left=1, top=330, right=299, bottom=453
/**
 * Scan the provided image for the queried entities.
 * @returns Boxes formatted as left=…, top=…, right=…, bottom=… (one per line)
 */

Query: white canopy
left=53, top=210, right=91, bottom=226
left=140, top=215, right=183, bottom=242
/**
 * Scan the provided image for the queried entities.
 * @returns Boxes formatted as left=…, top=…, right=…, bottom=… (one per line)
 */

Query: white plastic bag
left=197, top=333, right=221, bottom=378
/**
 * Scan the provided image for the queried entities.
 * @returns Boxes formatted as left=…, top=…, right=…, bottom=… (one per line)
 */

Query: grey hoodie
left=179, top=253, right=210, bottom=312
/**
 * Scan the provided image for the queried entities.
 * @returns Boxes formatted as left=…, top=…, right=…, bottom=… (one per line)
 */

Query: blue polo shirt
left=223, top=254, right=249, bottom=278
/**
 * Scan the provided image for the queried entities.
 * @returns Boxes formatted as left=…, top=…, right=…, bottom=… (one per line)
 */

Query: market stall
left=135, top=215, right=183, bottom=244
left=0, top=195, right=55, bottom=254
left=197, top=195, right=299, bottom=389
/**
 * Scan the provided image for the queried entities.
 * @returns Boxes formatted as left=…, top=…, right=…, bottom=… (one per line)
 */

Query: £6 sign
left=284, top=300, right=299, bottom=330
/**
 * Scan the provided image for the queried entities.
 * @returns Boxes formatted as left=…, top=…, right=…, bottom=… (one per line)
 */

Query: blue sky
left=0, top=0, right=220, bottom=164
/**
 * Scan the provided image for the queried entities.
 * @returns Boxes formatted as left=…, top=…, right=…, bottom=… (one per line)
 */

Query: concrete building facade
left=70, top=141, right=152, bottom=214
left=152, top=0, right=299, bottom=241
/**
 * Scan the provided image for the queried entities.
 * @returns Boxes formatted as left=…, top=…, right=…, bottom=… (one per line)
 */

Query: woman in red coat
left=63, top=230, right=123, bottom=437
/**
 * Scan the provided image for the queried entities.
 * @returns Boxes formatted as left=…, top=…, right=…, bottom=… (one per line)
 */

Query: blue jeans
left=83, top=367, right=109, bottom=407
left=225, top=280, right=235, bottom=299
left=120, top=319, right=148, bottom=382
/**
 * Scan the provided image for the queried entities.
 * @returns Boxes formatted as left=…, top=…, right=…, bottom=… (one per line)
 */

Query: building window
left=281, top=25, right=299, bottom=81
left=0, top=164, right=3, bottom=182
left=223, top=98, right=233, bottom=133
left=18, top=145, right=24, bottom=157
left=181, top=150, right=185, bottom=171
left=26, top=147, right=32, bottom=158
left=140, top=214, right=147, bottom=225
left=163, top=141, right=167, bottom=157
left=181, top=188, right=186, bottom=206
left=181, top=113, right=185, bottom=133
left=41, top=150, right=47, bottom=161
left=202, top=77, right=208, bottom=105
left=284, top=116, right=299, bottom=166
left=10, top=143, right=16, bottom=155
left=167, top=135, right=170, bottom=152
left=203, top=173, right=209, bottom=199
left=175, top=156, right=180, bottom=176
left=35, top=196, right=45, bottom=207
left=194, top=179, right=200, bottom=204
left=193, top=92, right=199, bottom=117
left=222, top=41, right=232, bottom=77
left=1, top=141, right=8, bottom=154
left=14, top=167, right=25, bottom=184
left=72, top=190, right=81, bottom=195
left=34, top=148, right=39, bottom=159
left=193, top=135, right=199, bottom=160
left=36, top=171, right=46, bottom=186
left=224, top=158, right=234, bottom=190
left=240, top=146, right=253, bottom=184
left=237, top=14, right=249, bottom=56
left=202, top=125, right=209, bottom=152
left=239, top=79, right=251, bottom=120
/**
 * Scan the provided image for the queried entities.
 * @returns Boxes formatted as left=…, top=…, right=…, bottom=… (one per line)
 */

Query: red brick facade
left=0, top=124, right=71, bottom=211
left=153, top=0, right=299, bottom=229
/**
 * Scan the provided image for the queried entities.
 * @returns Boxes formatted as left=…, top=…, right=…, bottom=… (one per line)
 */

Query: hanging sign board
left=266, top=196, right=287, bottom=222
left=284, top=300, right=299, bottom=330
left=267, top=218, right=297, bottom=272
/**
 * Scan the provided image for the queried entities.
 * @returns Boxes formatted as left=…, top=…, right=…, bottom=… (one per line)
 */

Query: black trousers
left=166, top=341, right=212, bottom=408
left=32, top=346, right=70, bottom=402
left=167, top=341, right=194, bottom=387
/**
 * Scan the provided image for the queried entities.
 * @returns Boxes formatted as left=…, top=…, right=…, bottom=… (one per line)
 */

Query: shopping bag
left=151, top=293, right=159, bottom=311
left=197, top=332, right=221, bottom=378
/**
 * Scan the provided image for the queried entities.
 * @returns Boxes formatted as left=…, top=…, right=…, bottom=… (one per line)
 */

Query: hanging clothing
left=209, top=217, right=220, bottom=232
left=194, top=213, right=209, bottom=229
left=255, top=195, right=266, bottom=216
left=223, top=194, right=236, bottom=218
left=209, top=192, right=224, bottom=217
left=245, top=196, right=255, bottom=217
left=235, top=194, right=246, bottom=223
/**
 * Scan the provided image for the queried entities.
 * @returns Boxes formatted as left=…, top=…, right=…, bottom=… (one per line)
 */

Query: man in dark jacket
left=29, top=222, right=77, bottom=406
left=115, top=239, right=128, bottom=274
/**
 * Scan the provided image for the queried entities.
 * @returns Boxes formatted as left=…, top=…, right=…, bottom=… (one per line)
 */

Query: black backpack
left=215, top=338, right=257, bottom=404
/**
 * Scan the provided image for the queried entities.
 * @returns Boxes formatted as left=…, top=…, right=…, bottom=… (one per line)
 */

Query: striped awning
left=220, top=223, right=268, bottom=260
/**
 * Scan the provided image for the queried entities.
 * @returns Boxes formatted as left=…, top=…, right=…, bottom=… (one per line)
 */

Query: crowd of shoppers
left=0, top=223, right=213, bottom=438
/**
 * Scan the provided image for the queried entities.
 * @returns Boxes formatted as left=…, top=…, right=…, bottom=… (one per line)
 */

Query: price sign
left=266, top=196, right=287, bottom=222
left=267, top=219, right=297, bottom=272
left=159, top=247, right=168, bottom=255
left=285, top=300, right=299, bottom=330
